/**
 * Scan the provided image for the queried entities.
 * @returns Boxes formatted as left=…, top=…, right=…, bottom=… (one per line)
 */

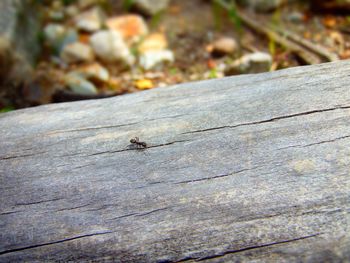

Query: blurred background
left=1, top=0, right=349, bottom=112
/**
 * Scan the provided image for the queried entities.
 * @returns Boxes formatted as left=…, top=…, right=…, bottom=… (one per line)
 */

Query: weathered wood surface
left=1, top=61, right=350, bottom=262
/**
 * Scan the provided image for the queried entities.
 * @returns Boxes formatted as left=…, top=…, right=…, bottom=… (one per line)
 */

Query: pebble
left=49, top=10, right=65, bottom=21
left=59, top=29, right=79, bottom=52
left=65, top=73, right=98, bottom=95
left=287, top=11, right=304, bottom=23
left=90, top=30, right=135, bottom=65
left=75, top=62, right=110, bottom=83
left=138, top=33, right=168, bottom=53
left=60, top=42, right=94, bottom=64
left=237, top=0, right=283, bottom=13
left=65, top=5, right=79, bottom=18
left=43, top=23, right=66, bottom=46
left=139, top=50, right=174, bottom=70
left=78, top=0, right=99, bottom=9
left=133, top=0, right=170, bottom=16
left=44, top=25, right=79, bottom=55
left=211, top=37, right=238, bottom=56
left=75, top=7, right=104, bottom=32
left=106, top=15, right=148, bottom=44
left=224, top=52, right=272, bottom=75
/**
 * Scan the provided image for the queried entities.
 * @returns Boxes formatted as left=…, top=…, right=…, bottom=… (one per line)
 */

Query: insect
left=130, top=137, right=147, bottom=149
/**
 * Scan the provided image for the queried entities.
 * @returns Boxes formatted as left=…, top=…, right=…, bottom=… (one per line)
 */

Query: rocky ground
left=1, top=0, right=350, bottom=110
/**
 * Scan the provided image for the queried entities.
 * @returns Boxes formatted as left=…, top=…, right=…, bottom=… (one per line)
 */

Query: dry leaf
left=135, top=79, right=154, bottom=89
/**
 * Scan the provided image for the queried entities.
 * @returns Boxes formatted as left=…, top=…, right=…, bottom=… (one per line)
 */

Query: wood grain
left=1, top=61, right=350, bottom=262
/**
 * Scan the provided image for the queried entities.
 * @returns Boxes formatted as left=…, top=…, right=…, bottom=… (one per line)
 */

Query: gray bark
left=1, top=61, right=350, bottom=262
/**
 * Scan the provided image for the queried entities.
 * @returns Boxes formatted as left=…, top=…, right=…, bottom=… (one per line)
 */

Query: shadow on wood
left=1, top=61, right=350, bottom=262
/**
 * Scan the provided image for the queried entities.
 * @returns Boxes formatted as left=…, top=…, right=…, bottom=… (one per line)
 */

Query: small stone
left=132, top=0, right=170, bottom=16
left=59, top=29, right=79, bottom=52
left=75, top=62, right=110, bottom=83
left=138, top=33, right=168, bottom=53
left=44, top=25, right=78, bottom=55
left=51, top=0, right=63, bottom=9
left=287, top=11, right=304, bottom=23
left=237, top=0, right=284, bottom=13
left=212, top=37, right=238, bottom=56
left=78, top=0, right=99, bottom=9
left=43, top=23, right=66, bottom=45
left=65, top=73, right=98, bottom=95
left=106, top=15, right=148, bottom=44
left=49, top=10, right=65, bottom=21
left=224, top=52, right=272, bottom=75
left=90, top=30, right=135, bottom=65
left=75, top=7, right=104, bottom=32
left=60, top=42, right=94, bottom=64
left=65, top=5, right=79, bottom=18
left=139, top=50, right=174, bottom=70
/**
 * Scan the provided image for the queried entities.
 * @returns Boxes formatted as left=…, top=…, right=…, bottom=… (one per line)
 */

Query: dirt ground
left=2, top=0, right=350, bottom=111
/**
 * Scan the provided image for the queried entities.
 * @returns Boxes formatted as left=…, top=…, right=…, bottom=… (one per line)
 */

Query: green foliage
left=226, top=0, right=242, bottom=33
left=271, top=8, right=282, bottom=27
left=268, top=37, right=276, bottom=56
left=150, top=11, right=164, bottom=30
left=212, top=0, right=223, bottom=31
left=122, top=0, right=136, bottom=11
left=61, top=0, right=78, bottom=5
left=0, top=106, right=15, bottom=113
left=208, top=68, right=218, bottom=78
left=169, top=67, right=178, bottom=75
left=212, top=0, right=242, bottom=33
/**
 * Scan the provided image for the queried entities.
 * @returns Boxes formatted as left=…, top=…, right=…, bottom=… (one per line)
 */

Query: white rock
left=139, top=50, right=174, bottom=70
left=138, top=33, right=168, bottom=54
left=225, top=52, right=272, bottom=75
left=65, top=73, right=98, bottom=95
left=58, top=29, right=79, bottom=54
left=49, top=10, right=65, bottom=21
left=65, top=5, right=79, bottom=18
left=90, top=30, right=135, bottom=65
left=133, top=0, right=170, bottom=16
left=60, top=42, right=94, bottom=64
left=78, top=0, right=99, bottom=9
left=76, top=63, right=110, bottom=82
left=237, top=0, right=284, bottom=13
left=75, top=7, right=104, bottom=32
left=212, top=37, right=238, bottom=55
left=44, top=23, right=66, bottom=45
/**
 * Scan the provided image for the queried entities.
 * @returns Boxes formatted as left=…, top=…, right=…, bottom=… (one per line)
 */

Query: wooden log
left=1, top=61, right=350, bottom=262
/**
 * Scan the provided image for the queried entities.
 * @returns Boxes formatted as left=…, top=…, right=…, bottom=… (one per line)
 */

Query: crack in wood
left=84, top=139, right=191, bottom=157
left=108, top=207, right=172, bottom=221
left=47, top=123, right=139, bottom=135
left=15, top=197, right=63, bottom=206
left=277, top=134, right=350, bottom=150
left=181, top=106, right=350, bottom=135
left=0, top=151, right=48, bottom=160
left=0, top=231, right=113, bottom=255
left=46, top=114, right=186, bottom=136
left=54, top=203, right=92, bottom=212
left=108, top=213, right=138, bottom=221
left=174, top=167, right=258, bottom=184
left=176, top=233, right=322, bottom=262
left=135, top=206, right=172, bottom=217
left=0, top=210, right=23, bottom=216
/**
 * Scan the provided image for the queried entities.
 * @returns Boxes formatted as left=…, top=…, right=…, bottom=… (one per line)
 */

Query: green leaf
left=122, top=0, right=135, bottom=11
left=212, top=0, right=223, bottom=31
left=0, top=106, right=15, bottom=113
left=209, top=68, right=218, bottom=78
left=150, top=11, right=164, bottom=29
